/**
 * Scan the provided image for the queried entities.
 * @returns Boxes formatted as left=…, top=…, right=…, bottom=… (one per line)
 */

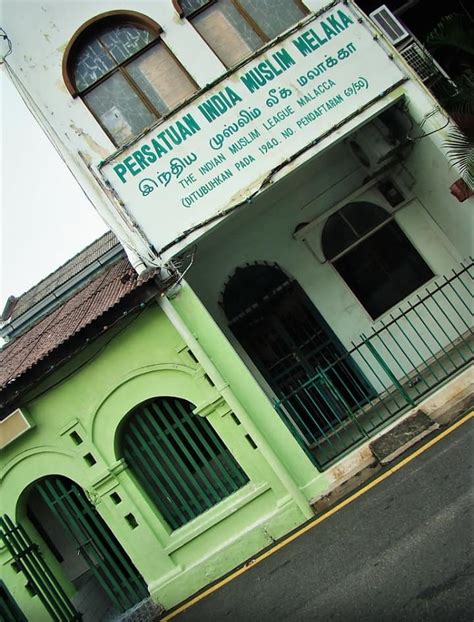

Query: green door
left=35, top=477, right=148, bottom=614
left=0, top=515, right=80, bottom=622
left=222, top=264, right=373, bottom=443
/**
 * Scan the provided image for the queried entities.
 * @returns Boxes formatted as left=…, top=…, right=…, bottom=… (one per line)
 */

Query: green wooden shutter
left=0, top=515, right=80, bottom=622
left=122, top=397, right=249, bottom=530
left=36, top=478, right=148, bottom=613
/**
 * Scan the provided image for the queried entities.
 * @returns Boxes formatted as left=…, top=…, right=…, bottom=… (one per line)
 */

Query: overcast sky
left=1, top=70, right=108, bottom=312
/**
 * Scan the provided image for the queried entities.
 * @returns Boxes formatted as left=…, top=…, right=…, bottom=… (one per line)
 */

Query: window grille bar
left=0, top=515, right=79, bottom=622
left=171, top=399, right=247, bottom=492
left=438, top=281, right=472, bottom=333
left=423, top=296, right=469, bottom=364
left=39, top=479, right=129, bottom=611
left=124, top=435, right=188, bottom=527
left=65, top=483, right=147, bottom=603
left=4, top=517, right=75, bottom=621
left=149, top=401, right=225, bottom=502
left=121, top=398, right=248, bottom=530
left=38, top=478, right=147, bottom=611
left=145, top=403, right=223, bottom=504
left=132, top=414, right=203, bottom=516
left=428, top=295, right=471, bottom=359
left=388, top=313, right=438, bottom=390
left=412, top=303, right=454, bottom=374
left=354, top=344, right=406, bottom=413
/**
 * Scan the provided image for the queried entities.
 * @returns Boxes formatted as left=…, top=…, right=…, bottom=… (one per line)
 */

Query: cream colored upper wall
left=0, top=0, right=327, bottom=259
left=2, top=0, right=322, bottom=162
left=3, top=1, right=468, bottom=265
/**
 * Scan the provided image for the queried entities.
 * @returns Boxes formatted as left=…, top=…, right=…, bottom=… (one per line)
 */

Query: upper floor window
left=64, top=13, right=198, bottom=146
left=322, top=202, right=434, bottom=318
left=176, top=0, right=308, bottom=67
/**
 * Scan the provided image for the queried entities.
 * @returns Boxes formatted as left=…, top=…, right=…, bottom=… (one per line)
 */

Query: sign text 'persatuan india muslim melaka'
left=100, top=1, right=406, bottom=256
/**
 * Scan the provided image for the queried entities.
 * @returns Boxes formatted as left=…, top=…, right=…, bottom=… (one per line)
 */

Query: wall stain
left=69, top=122, right=109, bottom=159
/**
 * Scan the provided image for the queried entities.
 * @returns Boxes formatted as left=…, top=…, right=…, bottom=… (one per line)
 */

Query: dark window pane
left=223, top=265, right=374, bottom=442
left=238, top=0, right=307, bottom=39
left=322, top=213, right=358, bottom=260
left=334, top=222, right=434, bottom=318
left=121, top=397, right=248, bottom=530
left=84, top=73, right=156, bottom=144
left=74, top=39, right=115, bottom=91
left=222, top=264, right=288, bottom=320
left=341, top=201, right=389, bottom=236
left=100, top=24, right=154, bottom=64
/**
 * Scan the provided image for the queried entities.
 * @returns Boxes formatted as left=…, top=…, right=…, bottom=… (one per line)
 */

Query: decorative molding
left=109, top=458, right=128, bottom=477
left=193, top=394, right=229, bottom=418
left=59, top=418, right=81, bottom=436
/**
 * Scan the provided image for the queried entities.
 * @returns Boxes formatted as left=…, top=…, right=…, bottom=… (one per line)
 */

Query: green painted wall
left=0, top=301, right=316, bottom=618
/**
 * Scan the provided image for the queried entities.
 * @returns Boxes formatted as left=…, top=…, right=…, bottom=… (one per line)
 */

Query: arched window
left=322, top=202, right=434, bottom=318
left=64, top=13, right=198, bottom=146
left=175, top=0, right=308, bottom=67
left=119, top=397, right=249, bottom=530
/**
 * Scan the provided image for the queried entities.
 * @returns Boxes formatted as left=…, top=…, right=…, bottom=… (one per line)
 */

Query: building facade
left=1, top=0, right=472, bottom=620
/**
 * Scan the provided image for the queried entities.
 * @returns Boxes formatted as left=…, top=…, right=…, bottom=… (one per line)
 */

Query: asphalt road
left=168, top=417, right=474, bottom=622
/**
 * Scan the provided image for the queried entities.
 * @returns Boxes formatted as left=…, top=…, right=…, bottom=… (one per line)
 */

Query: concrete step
left=311, top=410, right=440, bottom=515
left=369, top=410, right=439, bottom=465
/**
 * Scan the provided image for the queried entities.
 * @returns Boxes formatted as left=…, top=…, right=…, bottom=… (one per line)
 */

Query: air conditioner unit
left=346, top=119, right=402, bottom=172
left=399, top=41, right=437, bottom=82
left=369, top=5, right=410, bottom=46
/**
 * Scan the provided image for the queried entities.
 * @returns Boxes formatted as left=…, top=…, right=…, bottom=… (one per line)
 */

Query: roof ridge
left=1, top=259, right=132, bottom=359
left=11, top=230, right=116, bottom=303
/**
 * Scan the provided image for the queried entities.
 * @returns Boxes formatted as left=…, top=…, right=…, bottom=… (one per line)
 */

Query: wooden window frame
left=322, top=206, right=434, bottom=320
left=173, top=0, right=309, bottom=67
left=63, top=11, right=198, bottom=147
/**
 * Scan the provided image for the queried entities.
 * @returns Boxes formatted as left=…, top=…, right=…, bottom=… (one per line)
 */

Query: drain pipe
left=159, top=294, right=313, bottom=520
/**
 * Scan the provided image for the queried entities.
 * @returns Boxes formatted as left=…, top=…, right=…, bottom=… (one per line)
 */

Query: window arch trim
left=172, top=0, right=186, bottom=17
left=62, top=10, right=163, bottom=97
left=173, top=0, right=309, bottom=21
left=321, top=201, right=392, bottom=263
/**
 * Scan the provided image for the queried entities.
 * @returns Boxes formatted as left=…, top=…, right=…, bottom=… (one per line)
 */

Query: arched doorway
left=23, top=476, right=148, bottom=621
left=221, top=263, right=373, bottom=448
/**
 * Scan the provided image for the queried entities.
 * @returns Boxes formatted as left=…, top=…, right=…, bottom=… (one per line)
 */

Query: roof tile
left=0, top=258, right=155, bottom=390
left=7, top=231, right=119, bottom=321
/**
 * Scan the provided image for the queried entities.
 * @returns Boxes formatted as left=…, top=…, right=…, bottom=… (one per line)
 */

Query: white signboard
left=100, top=2, right=406, bottom=255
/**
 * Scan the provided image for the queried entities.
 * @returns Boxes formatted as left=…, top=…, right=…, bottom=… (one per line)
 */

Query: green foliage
left=426, top=12, right=474, bottom=189
left=426, top=13, right=474, bottom=57
left=445, top=126, right=474, bottom=189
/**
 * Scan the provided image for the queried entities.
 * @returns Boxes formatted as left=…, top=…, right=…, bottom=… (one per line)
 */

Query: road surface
left=165, top=417, right=474, bottom=622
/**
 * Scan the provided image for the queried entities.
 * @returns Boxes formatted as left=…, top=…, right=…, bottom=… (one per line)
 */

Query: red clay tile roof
left=5, top=231, right=118, bottom=321
left=0, top=258, right=156, bottom=391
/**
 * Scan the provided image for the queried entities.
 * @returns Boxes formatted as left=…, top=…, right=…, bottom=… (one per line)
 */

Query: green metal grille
left=275, top=258, right=473, bottom=469
left=121, top=397, right=249, bottom=530
left=0, top=515, right=80, bottom=622
left=36, top=477, right=148, bottom=613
